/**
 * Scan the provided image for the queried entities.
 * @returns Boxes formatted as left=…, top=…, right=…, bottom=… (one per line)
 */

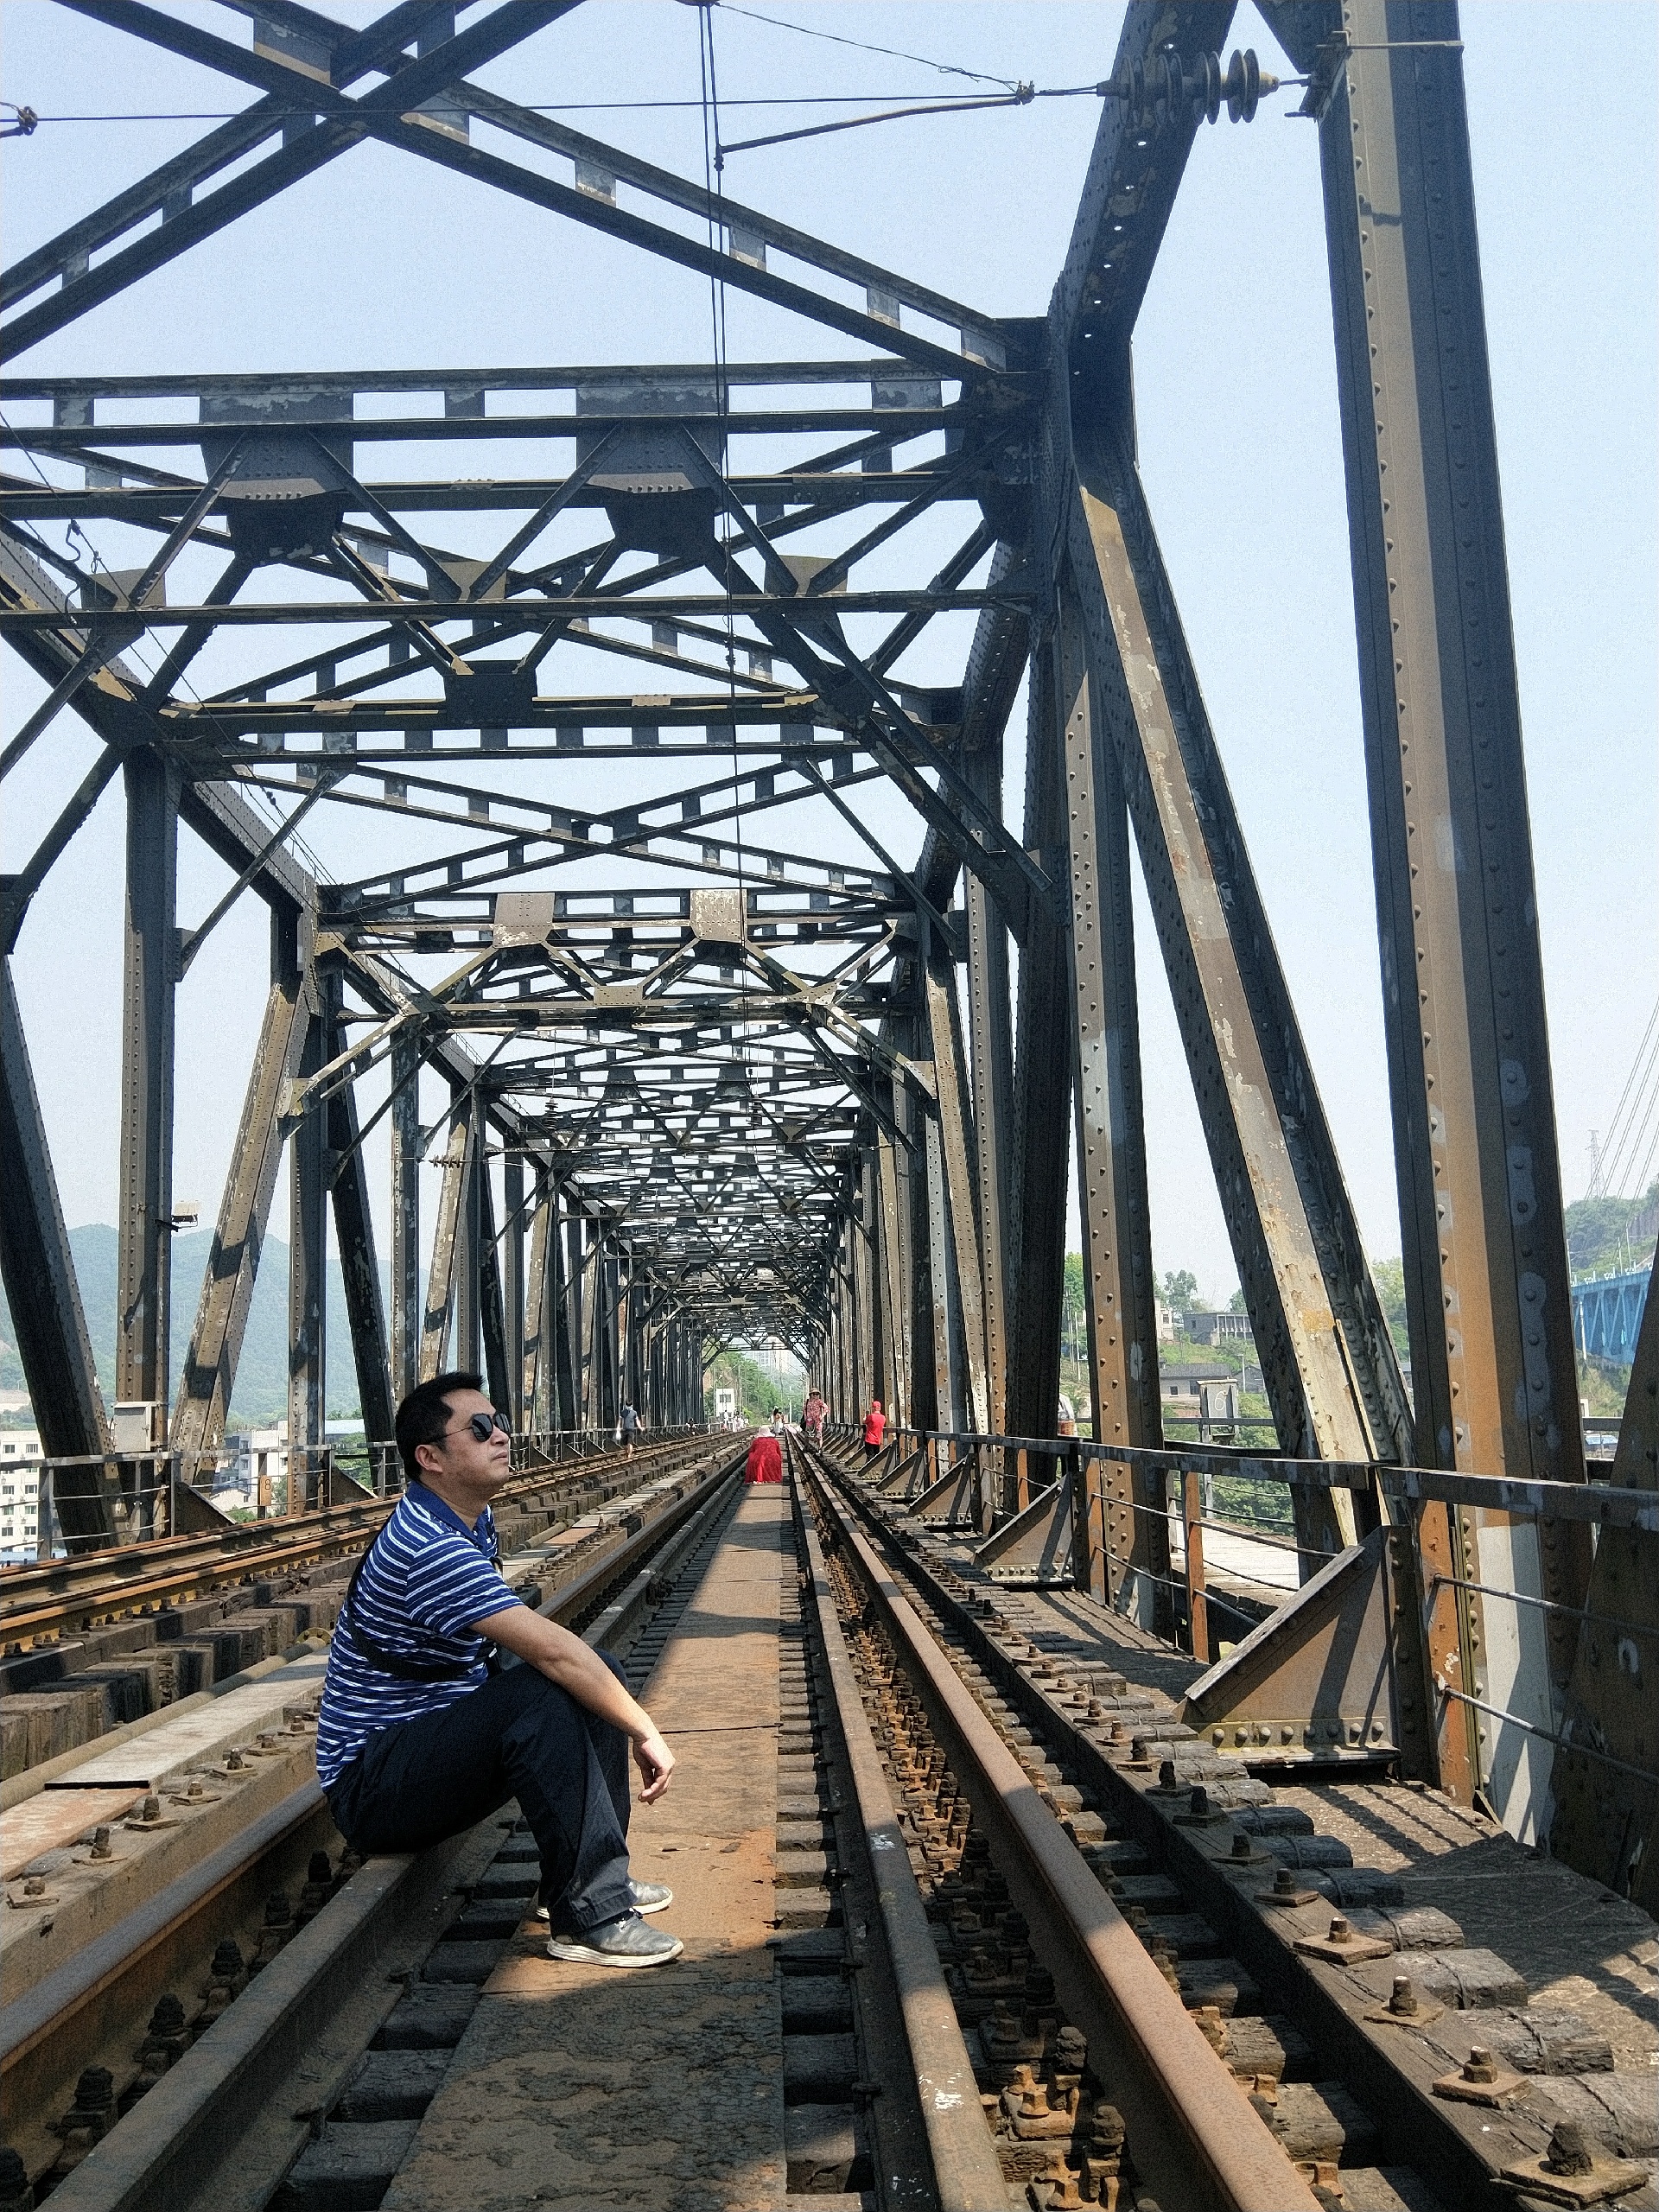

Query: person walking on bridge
left=315, top=1372, right=683, bottom=1968
left=862, top=1398, right=887, bottom=1462
left=802, top=1389, right=825, bottom=1445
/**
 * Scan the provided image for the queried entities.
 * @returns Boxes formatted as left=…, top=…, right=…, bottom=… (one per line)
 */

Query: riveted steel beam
left=1005, top=644, right=1072, bottom=1449
left=1255, top=0, right=1586, bottom=1825
left=0, top=961, right=118, bottom=1546
left=1056, top=577, right=1167, bottom=1619
left=173, top=965, right=312, bottom=1459
left=1069, top=439, right=1410, bottom=1564
left=115, top=748, right=179, bottom=1426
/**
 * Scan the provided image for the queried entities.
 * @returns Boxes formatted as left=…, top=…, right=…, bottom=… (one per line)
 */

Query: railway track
left=1, top=1440, right=743, bottom=2212
left=6, top=1433, right=1652, bottom=2212
left=799, top=1433, right=1659, bottom=2212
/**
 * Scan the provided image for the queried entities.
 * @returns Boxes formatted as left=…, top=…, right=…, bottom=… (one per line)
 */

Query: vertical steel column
left=503, top=1147, right=525, bottom=1428
left=523, top=1166, right=551, bottom=1431
left=1058, top=582, right=1168, bottom=1618
left=557, top=1205, right=582, bottom=1432
left=577, top=1217, right=601, bottom=1429
left=389, top=1032, right=421, bottom=1403
left=324, top=976, right=394, bottom=1449
left=1302, top=0, right=1584, bottom=1815
left=1006, top=646, right=1072, bottom=1446
left=287, top=1014, right=327, bottom=1509
left=874, top=1120, right=911, bottom=1424
left=419, top=1099, right=473, bottom=1382
left=963, top=752, right=1014, bottom=1438
left=454, top=1094, right=482, bottom=1376
left=922, top=1115, right=955, bottom=1430
left=476, top=1135, right=512, bottom=1414
left=924, top=944, right=989, bottom=1434
left=1, top=960, right=120, bottom=1545
left=850, top=1212, right=869, bottom=1420
left=116, top=750, right=179, bottom=1433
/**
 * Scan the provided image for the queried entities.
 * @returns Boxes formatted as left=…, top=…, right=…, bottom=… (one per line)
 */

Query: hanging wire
left=10, top=94, right=1009, bottom=124
left=711, top=3, right=1020, bottom=90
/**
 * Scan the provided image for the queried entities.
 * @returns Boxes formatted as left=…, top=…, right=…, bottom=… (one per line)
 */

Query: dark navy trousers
left=325, top=1652, right=634, bottom=1931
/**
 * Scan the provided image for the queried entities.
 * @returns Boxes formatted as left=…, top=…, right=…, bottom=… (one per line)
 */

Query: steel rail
left=803, top=1460, right=1320, bottom=2212
left=0, top=1431, right=712, bottom=1644
left=788, top=1446, right=1008, bottom=2210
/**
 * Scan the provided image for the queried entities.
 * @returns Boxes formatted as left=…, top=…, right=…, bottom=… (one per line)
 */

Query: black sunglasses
left=442, top=1410, right=511, bottom=1444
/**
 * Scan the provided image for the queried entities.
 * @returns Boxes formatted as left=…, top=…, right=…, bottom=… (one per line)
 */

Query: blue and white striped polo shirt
left=315, top=1485, right=518, bottom=1791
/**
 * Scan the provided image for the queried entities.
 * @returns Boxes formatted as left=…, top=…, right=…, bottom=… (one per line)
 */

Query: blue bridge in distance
left=1572, top=1268, right=1651, bottom=1366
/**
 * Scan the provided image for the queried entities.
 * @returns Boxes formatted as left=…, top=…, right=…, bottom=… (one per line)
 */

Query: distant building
left=0, top=1430, right=43, bottom=1563
left=1181, top=1309, right=1252, bottom=1346
left=1160, top=1364, right=1236, bottom=1404
left=1154, top=1303, right=1179, bottom=1343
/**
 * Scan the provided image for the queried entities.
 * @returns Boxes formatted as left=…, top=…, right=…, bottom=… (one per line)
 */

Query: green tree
left=1227, top=1287, right=1248, bottom=1315
left=1160, top=1268, right=1199, bottom=1313
left=704, top=1345, right=789, bottom=1424
left=1370, top=1257, right=1410, bottom=1356
left=1564, top=1183, right=1658, bottom=1278
left=1061, top=1252, right=1085, bottom=1368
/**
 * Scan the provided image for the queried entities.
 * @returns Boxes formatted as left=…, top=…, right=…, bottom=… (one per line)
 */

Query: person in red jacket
left=745, top=1428, right=783, bottom=1484
left=861, top=1400, right=886, bottom=1461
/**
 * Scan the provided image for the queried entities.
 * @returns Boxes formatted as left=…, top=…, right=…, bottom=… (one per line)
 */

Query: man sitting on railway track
left=315, top=1371, right=683, bottom=1969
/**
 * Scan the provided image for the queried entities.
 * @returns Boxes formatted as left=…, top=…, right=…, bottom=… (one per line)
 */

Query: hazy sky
left=2, top=1, right=1654, bottom=1313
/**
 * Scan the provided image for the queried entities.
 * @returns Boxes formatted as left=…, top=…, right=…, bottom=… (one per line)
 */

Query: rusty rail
left=802, top=1459, right=1320, bottom=2212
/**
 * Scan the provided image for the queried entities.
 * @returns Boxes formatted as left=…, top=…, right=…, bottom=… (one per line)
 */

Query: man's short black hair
left=395, top=1371, right=484, bottom=1482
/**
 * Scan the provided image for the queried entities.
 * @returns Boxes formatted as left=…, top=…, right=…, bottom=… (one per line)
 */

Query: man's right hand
left=632, top=1729, right=675, bottom=1804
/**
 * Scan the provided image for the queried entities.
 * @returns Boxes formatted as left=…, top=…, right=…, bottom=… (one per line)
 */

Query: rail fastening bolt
left=1543, top=2121, right=1596, bottom=2177
left=1388, top=1975, right=1419, bottom=2015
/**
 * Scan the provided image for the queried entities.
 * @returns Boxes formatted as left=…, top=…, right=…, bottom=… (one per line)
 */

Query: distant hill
left=0, top=1224, right=365, bottom=1427
left=1566, top=1183, right=1657, bottom=1281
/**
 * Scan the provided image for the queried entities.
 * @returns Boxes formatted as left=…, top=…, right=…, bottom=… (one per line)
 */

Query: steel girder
left=0, top=0, right=1589, bottom=1845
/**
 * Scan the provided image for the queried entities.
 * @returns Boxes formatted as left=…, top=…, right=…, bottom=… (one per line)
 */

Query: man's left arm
left=473, top=1605, right=674, bottom=1803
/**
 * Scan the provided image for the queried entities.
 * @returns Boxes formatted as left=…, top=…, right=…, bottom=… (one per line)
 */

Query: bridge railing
left=818, top=1418, right=1658, bottom=1878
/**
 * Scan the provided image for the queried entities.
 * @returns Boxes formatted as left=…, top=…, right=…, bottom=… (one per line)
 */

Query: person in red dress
left=861, top=1400, right=886, bottom=1461
left=745, top=1428, right=783, bottom=1484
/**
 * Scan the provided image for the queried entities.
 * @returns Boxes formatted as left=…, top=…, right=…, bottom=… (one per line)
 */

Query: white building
left=0, top=1431, right=44, bottom=1563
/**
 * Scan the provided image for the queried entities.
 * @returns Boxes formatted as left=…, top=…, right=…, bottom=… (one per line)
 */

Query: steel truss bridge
left=1, top=0, right=1655, bottom=1879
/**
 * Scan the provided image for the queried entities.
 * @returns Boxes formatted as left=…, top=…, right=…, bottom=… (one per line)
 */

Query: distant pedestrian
left=745, top=1428, right=783, bottom=1484
left=618, top=1402, right=642, bottom=1457
left=861, top=1399, right=887, bottom=1462
left=802, top=1390, right=826, bottom=1445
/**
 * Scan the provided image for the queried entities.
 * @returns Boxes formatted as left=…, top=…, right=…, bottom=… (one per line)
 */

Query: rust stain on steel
left=815, top=1477, right=1320, bottom=2212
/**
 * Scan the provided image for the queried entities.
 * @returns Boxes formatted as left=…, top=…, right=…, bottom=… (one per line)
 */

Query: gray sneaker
left=534, top=1880, right=673, bottom=1923
left=545, top=1910, right=683, bottom=1968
